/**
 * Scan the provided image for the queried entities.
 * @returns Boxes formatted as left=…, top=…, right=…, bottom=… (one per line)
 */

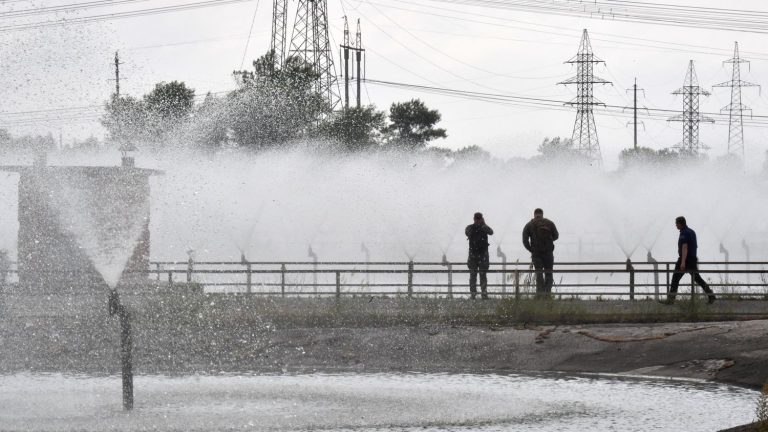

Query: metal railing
left=2, top=259, right=767, bottom=301
left=141, top=259, right=768, bottom=301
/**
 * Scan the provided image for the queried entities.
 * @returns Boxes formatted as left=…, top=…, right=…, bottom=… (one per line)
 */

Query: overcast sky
left=1, top=0, right=767, bottom=170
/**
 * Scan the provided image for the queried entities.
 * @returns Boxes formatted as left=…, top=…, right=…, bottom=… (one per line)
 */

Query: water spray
left=441, top=252, right=453, bottom=298
left=742, top=239, right=750, bottom=284
left=361, top=242, right=370, bottom=289
left=308, top=245, right=318, bottom=295
left=496, top=245, right=507, bottom=294
left=719, top=242, right=730, bottom=284
left=647, top=250, right=660, bottom=300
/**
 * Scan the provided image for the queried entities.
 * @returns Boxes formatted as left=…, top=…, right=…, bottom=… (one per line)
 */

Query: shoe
left=707, top=296, right=717, bottom=304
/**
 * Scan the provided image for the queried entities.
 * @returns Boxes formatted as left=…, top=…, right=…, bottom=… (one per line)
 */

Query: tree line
left=100, top=50, right=448, bottom=154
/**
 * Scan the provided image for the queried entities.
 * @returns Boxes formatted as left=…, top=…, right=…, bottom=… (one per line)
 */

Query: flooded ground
left=0, top=372, right=758, bottom=431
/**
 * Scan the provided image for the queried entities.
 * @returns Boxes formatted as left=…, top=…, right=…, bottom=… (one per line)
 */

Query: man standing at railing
left=522, top=208, right=559, bottom=299
left=663, top=216, right=716, bottom=305
left=466, top=212, right=494, bottom=300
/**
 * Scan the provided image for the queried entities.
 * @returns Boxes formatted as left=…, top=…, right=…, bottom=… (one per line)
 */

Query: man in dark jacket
left=466, top=212, right=493, bottom=299
left=663, top=216, right=716, bottom=305
left=522, top=208, right=559, bottom=298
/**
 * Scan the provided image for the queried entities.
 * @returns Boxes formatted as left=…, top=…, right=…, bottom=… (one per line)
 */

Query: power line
left=0, top=0, right=257, bottom=32
left=412, top=0, right=768, bottom=34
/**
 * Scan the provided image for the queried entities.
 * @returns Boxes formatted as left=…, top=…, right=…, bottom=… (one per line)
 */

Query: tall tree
left=533, top=137, right=590, bottom=164
left=383, top=99, right=447, bottom=150
left=316, top=106, right=386, bottom=152
left=229, top=51, right=328, bottom=150
left=187, top=92, right=229, bottom=151
left=101, top=81, right=195, bottom=149
left=143, top=81, right=195, bottom=121
left=101, top=94, right=150, bottom=148
left=143, top=81, right=195, bottom=146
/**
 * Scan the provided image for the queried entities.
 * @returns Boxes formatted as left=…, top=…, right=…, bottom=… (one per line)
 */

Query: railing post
left=647, top=251, right=659, bottom=301
left=186, top=256, right=193, bottom=283
left=155, top=262, right=161, bottom=281
left=691, top=271, right=696, bottom=307
left=281, top=264, right=286, bottom=297
left=336, top=271, right=341, bottom=299
left=665, top=263, right=670, bottom=295
left=167, top=270, right=173, bottom=287
left=246, top=263, right=252, bottom=294
left=514, top=264, right=520, bottom=301
left=407, top=261, right=413, bottom=298
left=441, top=254, right=452, bottom=299
left=626, top=258, right=635, bottom=300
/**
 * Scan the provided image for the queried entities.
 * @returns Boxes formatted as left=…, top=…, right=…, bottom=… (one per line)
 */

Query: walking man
left=522, top=208, right=559, bottom=299
left=663, top=216, right=716, bottom=305
left=466, top=212, right=493, bottom=299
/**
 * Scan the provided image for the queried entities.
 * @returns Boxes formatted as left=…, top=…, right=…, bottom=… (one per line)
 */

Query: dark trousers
left=467, top=252, right=490, bottom=299
left=669, top=258, right=714, bottom=302
left=532, top=253, right=554, bottom=298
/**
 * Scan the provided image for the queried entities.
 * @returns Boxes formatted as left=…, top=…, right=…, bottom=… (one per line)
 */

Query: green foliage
left=187, top=92, right=230, bottom=151
left=143, top=81, right=195, bottom=121
left=452, top=145, right=492, bottom=162
left=229, top=51, right=329, bottom=150
left=101, top=81, right=195, bottom=149
left=317, top=105, right=386, bottom=152
left=619, top=146, right=685, bottom=168
left=101, top=94, right=149, bottom=146
left=534, top=137, right=588, bottom=163
left=383, top=99, right=447, bottom=150
left=0, top=128, right=56, bottom=154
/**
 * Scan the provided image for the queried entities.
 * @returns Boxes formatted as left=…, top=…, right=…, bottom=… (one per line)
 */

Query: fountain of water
left=0, top=153, right=161, bottom=410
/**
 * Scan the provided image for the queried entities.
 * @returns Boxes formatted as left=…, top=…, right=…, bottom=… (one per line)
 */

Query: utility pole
left=114, top=51, right=121, bottom=96
left=270, top=0, right=289, bottom=69
left=625, top=78, right=646, bottom=150
left=668, top=60, right=714, bottom=155
left=558, top=29, right=611, bottom=168
left=355, top=19, right=364, bottom=109
left=341, top=16, right=350, bottom=110
left=288, top=0, right=341, bottom=110
left=713, top=42, right=760, bottom=160
left=340, top=18, right=365, bottom=110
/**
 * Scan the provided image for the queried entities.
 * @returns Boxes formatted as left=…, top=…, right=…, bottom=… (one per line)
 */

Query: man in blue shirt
left=663, top=216, right=716, bottom=304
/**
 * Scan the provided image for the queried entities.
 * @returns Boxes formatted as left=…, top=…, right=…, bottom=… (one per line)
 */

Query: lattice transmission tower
left=713, top=42, right=760, bottom=160
left=559, top=29, right=611, bottom=168
left=270, top=0, right=288, bottom=68
left=288, top=0, right=341, bottom=110
left=668, top=60, right=714, bottom=155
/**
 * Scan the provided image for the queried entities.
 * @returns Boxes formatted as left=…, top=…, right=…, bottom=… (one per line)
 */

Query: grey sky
left=1, top=0, right=766, bottom=169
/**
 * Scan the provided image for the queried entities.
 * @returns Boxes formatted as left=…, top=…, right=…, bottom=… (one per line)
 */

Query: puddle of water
left=0, top=372, right=757, bottom=431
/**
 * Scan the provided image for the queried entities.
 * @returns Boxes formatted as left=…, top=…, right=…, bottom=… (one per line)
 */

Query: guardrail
left=2, top=260, right=766, bottom=301
left=143, top=260, right=768, bottom=301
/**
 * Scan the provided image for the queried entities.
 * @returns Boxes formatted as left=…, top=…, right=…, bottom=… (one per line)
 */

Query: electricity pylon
left=668, top=60, right=714, bottom=155
left=559, top=29, right=611, bottom=168
left=713, top=42, right=760, bottom=160
left=288, top=0, right=341, bottom=110
left=270, top=0, right=288, bottom=68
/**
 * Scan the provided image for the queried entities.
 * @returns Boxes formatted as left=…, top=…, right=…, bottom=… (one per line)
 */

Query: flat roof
left=0, top=165, right=164, bottom=176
